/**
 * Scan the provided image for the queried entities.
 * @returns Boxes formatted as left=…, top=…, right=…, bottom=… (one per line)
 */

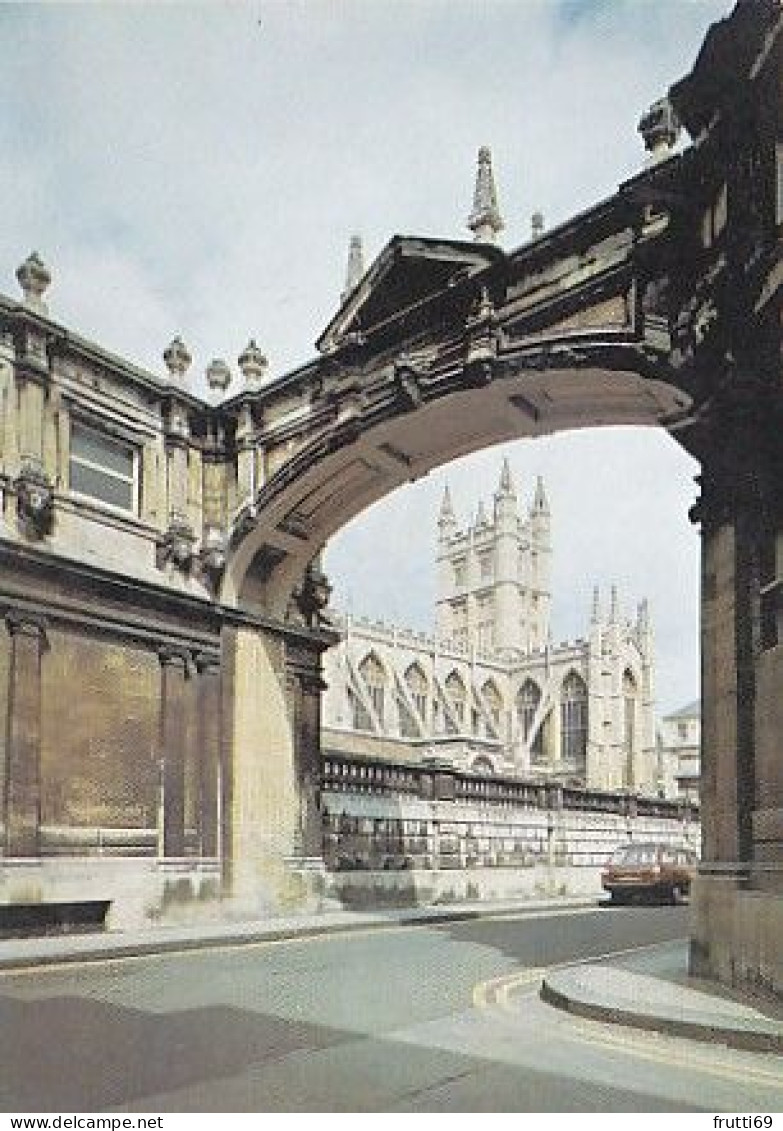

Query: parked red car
left=601, top=841, right=698, bottom=904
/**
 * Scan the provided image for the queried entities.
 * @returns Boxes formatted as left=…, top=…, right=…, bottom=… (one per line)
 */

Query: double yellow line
left=472, top=961, right=783, bottom=1091
left=472, top=967, right=545, bottom=1010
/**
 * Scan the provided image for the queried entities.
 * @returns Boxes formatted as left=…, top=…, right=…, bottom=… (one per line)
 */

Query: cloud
left=0, top=0, right=730, bottom=713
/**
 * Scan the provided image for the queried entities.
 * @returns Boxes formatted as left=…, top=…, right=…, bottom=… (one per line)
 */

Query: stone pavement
left=540, top=940, right=783, bottom=1055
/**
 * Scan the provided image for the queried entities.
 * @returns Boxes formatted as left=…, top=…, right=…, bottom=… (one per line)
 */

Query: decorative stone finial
left=206, top=358, right=231, bottom=394
left=342, top=235, right=365, bottom=303
left=475, top=499, right=488, bottom=527
left=497, top=457, right=515, bottom=497
left=438, top=485, right=456, bottom=536
left=531, top=212, right=545, bottom=241
left=532, top=475, right=549, bottom=515
left=638, top=97, right=680, bottom=164
left=163, top=337, right=192, bottom=380
left=467, top=147, right=504, bottom=244
left=237, top=339, right=268, bottom=389
left=16, top=252, right=51, bottom=315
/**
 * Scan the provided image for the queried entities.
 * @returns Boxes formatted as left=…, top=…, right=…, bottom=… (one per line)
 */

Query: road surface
left=1, top=903, right=781, bottom=1112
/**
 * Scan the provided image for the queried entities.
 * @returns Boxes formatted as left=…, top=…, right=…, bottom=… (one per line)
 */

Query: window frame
left=69, top=418, right=140, bottom=516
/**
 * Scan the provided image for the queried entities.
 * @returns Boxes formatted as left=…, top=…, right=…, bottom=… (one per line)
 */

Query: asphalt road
left=1, top=903, right=782, bottom=1112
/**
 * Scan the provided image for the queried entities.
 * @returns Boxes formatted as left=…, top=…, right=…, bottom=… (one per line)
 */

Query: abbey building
left=323, top=459, right=658, bottom=793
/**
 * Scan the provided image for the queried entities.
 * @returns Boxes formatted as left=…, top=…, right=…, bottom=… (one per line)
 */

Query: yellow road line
left=472, top=953, right=783, bottom=1091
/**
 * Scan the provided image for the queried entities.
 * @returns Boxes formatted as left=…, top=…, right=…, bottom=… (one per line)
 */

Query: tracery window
left=405, top=663, right=428, bottom=724
left=348, top=687, right=372, bottom=732
left=560, top=672, right=588, bottom=770
left=517, top=679, right=543, bottom=760
left=358, top=653, right=386, bottom=725
left=445, top=671, right=467, bottom=731
left=481, top=679, right=502, bottom=735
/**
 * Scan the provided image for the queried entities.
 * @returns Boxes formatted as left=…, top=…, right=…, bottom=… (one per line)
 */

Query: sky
left=0, top=0, right=733, bottom=714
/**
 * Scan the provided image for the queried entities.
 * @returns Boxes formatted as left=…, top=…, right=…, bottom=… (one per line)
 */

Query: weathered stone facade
left=0, top=267, right=334, bottom=928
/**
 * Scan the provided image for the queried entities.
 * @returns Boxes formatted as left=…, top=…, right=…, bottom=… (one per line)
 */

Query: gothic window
left=404, top=663, right=428, bottom=724
left=348, top=687, right=372, bottom=732
left=445, top=671, right=467, bottom=730
left=453, top=558, right=467, bottom=588
left=358, top=653, right=386, bottom=725
left=560, top=672, right=588, bottom=770
left=481, top=679, right=502, bottom=735
left=397, top=696, right=418, bottom=739
left=70, top=420, right=138, bottom=513
left=479, top=552, right=494, bottom=581
left=517, top=679, right=543, bottom=759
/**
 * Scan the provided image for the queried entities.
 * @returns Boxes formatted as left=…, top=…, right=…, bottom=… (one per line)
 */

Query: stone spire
left=531, top=211, right=545, bottom=241
left=16, top=251, right=51, bottom=315
left=609, top=584, right=619, bottom=622
left=467, top=147, right=504, bottom=244
left=591, top=585, right=601, bottom=624
left=637, top=597, right=651, bottom=634
left=475, top=498, right=488, bottom=527
left=341, top=235, right=365, bottom=303
left=438, top=484, right=457, bottom=541
left=496, top=457, right=515, bottom=498
left=532, top=475, right=550, bottom=515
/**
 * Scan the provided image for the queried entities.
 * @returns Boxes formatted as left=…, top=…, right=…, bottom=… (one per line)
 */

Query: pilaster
left=158, top=645, right=190, bottom=858
left=4, top=612, right=47, bottom=856
left=194, top=651, right=221, bottom=859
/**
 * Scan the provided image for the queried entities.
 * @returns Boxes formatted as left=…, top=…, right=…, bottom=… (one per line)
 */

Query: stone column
left=158, top=646, right=189, bottom=858
left=294, top=669, right=327, bottom=859
left=194, top=651, right=221, bottom=859
left=687, top=396, right=770, bottom=981
left=4, top=613, right=46, bottom=856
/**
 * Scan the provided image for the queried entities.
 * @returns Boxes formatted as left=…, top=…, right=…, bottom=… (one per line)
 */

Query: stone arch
left=471, top=754, right=497, bottom=776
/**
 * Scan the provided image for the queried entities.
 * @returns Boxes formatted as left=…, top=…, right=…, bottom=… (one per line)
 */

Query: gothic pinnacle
left=438, top=484, right=455, bottom=524
left=591, top=586, right=600, bottom=624
left=531, top=211, right=545, bottom=241
left=341, top=234, right=365, bottom=303
left=610, top=585, right=619, bottom=622
left=497, top=457, right=515, bottom=497
left=467, top=147, right=504, bottom=244
left=532, top=475, right=550, bottom=515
